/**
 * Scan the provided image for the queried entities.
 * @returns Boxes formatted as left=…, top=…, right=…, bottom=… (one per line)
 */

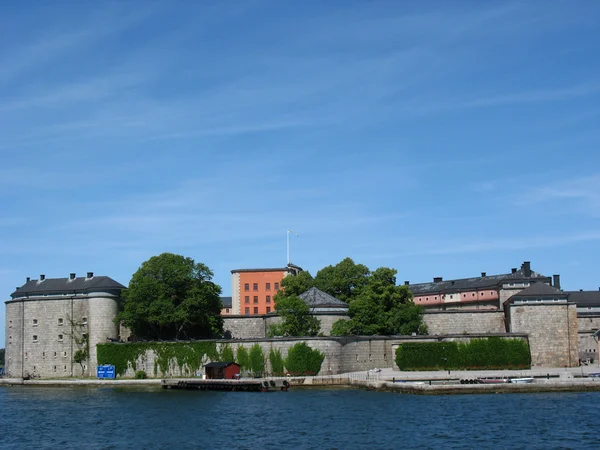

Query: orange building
left=231, top=264, right=302, bottom=315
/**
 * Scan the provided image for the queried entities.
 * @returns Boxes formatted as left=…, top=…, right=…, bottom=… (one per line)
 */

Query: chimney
left=522, top=261, right=531, bottom=277
left=404, top=281, right=410, bottom=286
left=40, top=274, right=45, bottom=281
left=553, top=274, right=561, bottom=290
left=433, top=277, right=443, bottom=283
left=87, top=272, right=93, bottom=279
left=26, top=277, right=30, bottom=283
left=481, top=272, right=486, bottom=277
left=511, top=268, right=517, bottom=274
left=69, top=273, right=76, bottom=280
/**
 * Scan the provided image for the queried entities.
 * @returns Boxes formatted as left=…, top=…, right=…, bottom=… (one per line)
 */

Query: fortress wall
left=114, top=334, right=528, bottom=378
left=510, top=304, right=578, bottom=367
left=424, top=311, right=506, bottom=335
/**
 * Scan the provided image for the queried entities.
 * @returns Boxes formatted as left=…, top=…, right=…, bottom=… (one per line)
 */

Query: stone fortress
left=4, top=262, right=600, bottom=378
left=5, top=273, right=124, bottom=378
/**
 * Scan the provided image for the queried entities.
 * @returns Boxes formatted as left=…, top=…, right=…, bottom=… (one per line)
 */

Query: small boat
left=477, top=377, right=509, bottom=384
left=510, top=377, right=534, bottom=384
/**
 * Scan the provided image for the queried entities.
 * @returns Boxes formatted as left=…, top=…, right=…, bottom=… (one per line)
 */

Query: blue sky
left=1, top=1, right=599, bottom=347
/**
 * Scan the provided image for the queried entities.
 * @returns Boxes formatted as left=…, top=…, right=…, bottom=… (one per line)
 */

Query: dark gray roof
left=409, top=267, right=549, bottom=295
left=298, top=287, right=349, bottom=309
left=231, top=267, right=290, bottom=273
left=205, top=362, right=238, bottom=368
left=231, top=264, right=303, bottom=274
left=11, top=275, right=125, bottom=298
left=511, top=282, right=565, bottom=298
left=566, top=291, right=600, bottom=306
left=220, top=296, right=232, bottom=308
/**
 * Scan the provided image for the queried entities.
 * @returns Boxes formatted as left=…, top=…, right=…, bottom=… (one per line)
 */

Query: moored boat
left=510, top=377, right=534, bottom=384
left=477, top=377, right=509, bottom=384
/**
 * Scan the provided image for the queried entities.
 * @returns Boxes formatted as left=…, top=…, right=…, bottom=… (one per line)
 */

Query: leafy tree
left=278, top=271, right=315, bottom=298
left=117, top=253, right=223, bottom=340
left=331, top=267, right=426, bottom=336
left=0, top=348, right=4, bottom=366
left=219, top=344, right=234, bottom=362
left=236, top=345, right=249, bottom=369
left=268, top=295, right=320, bottom=337
left=249, top=344, right=265, bottom=376
left=314, top=257, right=370, bottom=303
left=73, top=335, right=89, bottom=376
left=269, top=348, right=285, bottom=376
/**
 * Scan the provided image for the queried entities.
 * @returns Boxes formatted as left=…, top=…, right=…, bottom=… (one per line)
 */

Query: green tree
left=0, top=348, right=4, bottom=366
left=236, top=345, right=249, bottom=369
left=269, top=348, right=285, bottom=376
left=72, top=333, right=89, bottom=376
left=314, top=257, right=370, bottom=303
left=268, top=295, right=320, bottom=337
left=249, top=344, right=265, bottom=376
left=116, top=253, right=223, bottom=340
left=219, top=344, right=235, bottom=362
left=278, top=271, right=315, bottom=298
left=331, top=267, right=426, bottom=336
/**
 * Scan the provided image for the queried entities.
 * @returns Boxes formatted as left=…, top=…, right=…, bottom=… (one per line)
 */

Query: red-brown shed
left=204, top=362, right=240, bottom=380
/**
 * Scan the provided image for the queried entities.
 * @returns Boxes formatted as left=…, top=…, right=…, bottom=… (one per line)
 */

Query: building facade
left=220, top=296, right=233, bottom=316
left=409, top=261, right=556, bottom=311
left=230, top=264, right=302, bottom=315
left=5, top=272, right=124, bottom=378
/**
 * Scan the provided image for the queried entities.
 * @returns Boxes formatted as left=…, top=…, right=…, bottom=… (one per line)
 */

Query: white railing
left=349, top=371, right=381, bottom=386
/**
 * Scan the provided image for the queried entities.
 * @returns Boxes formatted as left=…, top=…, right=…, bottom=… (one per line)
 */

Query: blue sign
left=97, top=365, right=116, bottom=379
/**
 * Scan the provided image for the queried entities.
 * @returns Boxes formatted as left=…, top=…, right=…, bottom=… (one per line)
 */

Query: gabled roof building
left=298, top=287, right=349, bottom=312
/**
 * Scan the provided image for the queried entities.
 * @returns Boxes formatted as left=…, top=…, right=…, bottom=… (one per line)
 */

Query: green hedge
left=97, top=341, right=218, bottom=377
left=395, top=338, right=531, bottom=371
left=285, top=342, right=324, bottom=376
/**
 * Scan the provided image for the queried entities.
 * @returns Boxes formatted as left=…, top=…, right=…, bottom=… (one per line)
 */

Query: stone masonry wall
left=5, top=297, right=90, bottom=378
left=223, top=316, right=268, bottom=339
left=510, top=304, right=578, bottom=367
left=577, top=316, right=600, bottom=362
left=223, top=313, right=349, bottom=339
left=114, top=334, right=528, bottom=378
left=424, top=311, right=506, bottom=335
left=578, top=316, right=600, bottom=332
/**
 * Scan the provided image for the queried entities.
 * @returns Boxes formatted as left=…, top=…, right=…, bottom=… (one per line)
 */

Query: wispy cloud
left=0, top=5, right=157, bottom=85
left=461, top=83, right=600, bottom=108
left=420, top=232, right=600, bottom=256
left=407, top=82, right=600, bottom=115
left=363, top=231, right=600, bottom=260
left=515, top=174, right=600, bottom=216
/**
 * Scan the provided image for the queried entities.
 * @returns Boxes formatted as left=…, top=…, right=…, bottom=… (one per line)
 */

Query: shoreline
left=3, top=375, right=600, bottom=395
left=3, top=365, right=600, bottom=394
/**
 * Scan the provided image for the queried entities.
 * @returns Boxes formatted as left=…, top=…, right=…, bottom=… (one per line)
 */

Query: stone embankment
left=0, top=378, right=161, bottom=387
left=293, top=366, right=600, bottom=394
left=3, top=366, right=600, bottom=394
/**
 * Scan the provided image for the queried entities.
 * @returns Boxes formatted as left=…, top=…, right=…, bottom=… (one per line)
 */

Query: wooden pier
left=161, top=378, right=290, bottom=392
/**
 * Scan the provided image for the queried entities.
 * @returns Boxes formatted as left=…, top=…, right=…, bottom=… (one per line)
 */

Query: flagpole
left=286, top=230, right=290, bottom=265
left=286, top=230, right=299, bottom=265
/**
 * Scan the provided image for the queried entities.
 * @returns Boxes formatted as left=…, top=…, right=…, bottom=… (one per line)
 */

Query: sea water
left=1, top=386, right=597, bottom=449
